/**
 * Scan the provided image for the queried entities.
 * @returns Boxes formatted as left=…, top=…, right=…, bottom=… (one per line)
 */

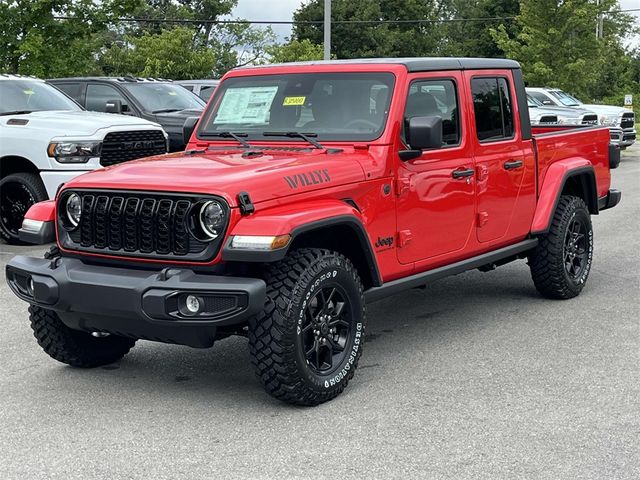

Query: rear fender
left=531, top=159, right=597, bottom=234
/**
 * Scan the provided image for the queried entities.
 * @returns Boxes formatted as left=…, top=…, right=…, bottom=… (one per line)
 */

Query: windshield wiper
left=263, top=131, right=324, bottom=149
left=200, top=131, right=252, bottom=149
left=151, top=108, right=182, bottom=114
left=0, top=110, right=33, bottom=116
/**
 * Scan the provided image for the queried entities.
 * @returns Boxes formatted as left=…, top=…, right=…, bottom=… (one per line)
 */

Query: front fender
left=227, top=199, right=364, bottom=237
left=221, top=199, right=380, bottom=285
left=531, top=159, right=596, bottom=234
left=19, top=200, right=56, bottom=244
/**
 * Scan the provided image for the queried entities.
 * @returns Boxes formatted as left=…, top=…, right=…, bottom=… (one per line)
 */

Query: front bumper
left=609, top=127, right=636, bottom=148
left=6, top=256, right=266, bottom=348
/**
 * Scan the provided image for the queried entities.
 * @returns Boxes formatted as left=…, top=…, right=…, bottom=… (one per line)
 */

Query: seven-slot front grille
left=60, top=191, right=224, bottom=261
left=100, top=130, right=167, bottom=166
left=621, top=113, right=635, bottom=129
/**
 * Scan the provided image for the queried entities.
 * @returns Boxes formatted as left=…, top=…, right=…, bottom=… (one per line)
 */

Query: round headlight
left=65, top=193, right=82, bottom=227
left=198, top=201, right=225, bottom=239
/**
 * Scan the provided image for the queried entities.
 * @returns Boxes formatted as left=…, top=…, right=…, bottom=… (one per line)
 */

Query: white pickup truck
left=0, top=75, right=168, bottom=243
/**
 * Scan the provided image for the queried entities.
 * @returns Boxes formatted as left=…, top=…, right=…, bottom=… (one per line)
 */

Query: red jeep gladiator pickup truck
left=6, top=58, right=621, bottom=405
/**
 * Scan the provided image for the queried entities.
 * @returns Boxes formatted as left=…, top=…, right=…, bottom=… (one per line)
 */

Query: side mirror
left=183, top=116, right=199, bottom=145
left=400, top=116, right=443, bottom=161
left=105, top=99, right=123, bottom=114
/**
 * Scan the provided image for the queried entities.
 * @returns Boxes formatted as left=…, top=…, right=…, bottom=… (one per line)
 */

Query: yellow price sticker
left=283, top=96, right=306, bottom=106
left=23, top=90, right=35, bottom=95
left=168, top=91, right=177, bottom=96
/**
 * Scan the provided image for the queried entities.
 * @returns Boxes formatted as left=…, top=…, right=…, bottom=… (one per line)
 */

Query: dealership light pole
left=324, top=0, right=331, bottom=60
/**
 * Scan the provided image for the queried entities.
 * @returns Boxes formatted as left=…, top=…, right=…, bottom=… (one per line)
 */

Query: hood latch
left=237, top=191, right=255, bottom=215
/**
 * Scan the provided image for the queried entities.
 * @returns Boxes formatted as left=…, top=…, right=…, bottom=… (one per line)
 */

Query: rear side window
left=404, top=79, right=460, bottom=146
left=471, top=77, right=514, bottom=141
left=54, top=83, right=83, bottom=103
left=86, top=84, right=129, bottom=112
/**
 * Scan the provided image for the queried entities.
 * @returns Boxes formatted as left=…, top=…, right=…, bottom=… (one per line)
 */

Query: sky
left=228, top=0, right=640, bottom=47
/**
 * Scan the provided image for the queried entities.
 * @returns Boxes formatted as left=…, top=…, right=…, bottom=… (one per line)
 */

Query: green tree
left=292, top=0, right=447, bottom=59
left=266, top=39, right=326, bottom=63
left=0, top=0, right=136, bottom=76
left=491, top=0, right=634, bottom=99
left=102, top=27, right=217, bottom=79
left=440, top=0, right=520, bottom=57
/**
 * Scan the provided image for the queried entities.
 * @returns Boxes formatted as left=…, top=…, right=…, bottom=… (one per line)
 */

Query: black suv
left=48, top=77, right=205, bottom=151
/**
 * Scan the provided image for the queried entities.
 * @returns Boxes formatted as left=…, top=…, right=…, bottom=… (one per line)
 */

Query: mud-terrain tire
left=529, top=195, right=594, bottom=299
left=0, top=172, right=48, bottom=244
left=248, top=248, right=366, bottom=406
left=29, top=305, right=136, bottom=367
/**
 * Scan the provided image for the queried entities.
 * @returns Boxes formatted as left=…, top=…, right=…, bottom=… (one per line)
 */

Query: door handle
left=503, top=159, right=523, bottom=170
left=451, top=168, right=475, bottom=179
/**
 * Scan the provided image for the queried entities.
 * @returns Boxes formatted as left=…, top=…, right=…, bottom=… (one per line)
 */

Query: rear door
left=465, top=72, right=531, bottom=243
left=396, top=71, right=476, bottom=265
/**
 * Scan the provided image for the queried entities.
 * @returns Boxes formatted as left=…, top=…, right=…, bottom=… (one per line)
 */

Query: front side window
left=199, top=85, right=217, bottom=101
left=404, top=79, right=460, bottom=146
left=199, top=72, right=396, bottom=142
left=54, top=83, right=83, bottom=103
left=122, top=83, right=205, bottom=113
left=86, top=84, right=130, bottom=112
left=0, top=80, right=81, bottom=114
left=471, top=77, right=515, bottom=141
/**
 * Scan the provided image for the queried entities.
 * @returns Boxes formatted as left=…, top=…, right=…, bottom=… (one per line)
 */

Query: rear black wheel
left=0, top=172, right=48, bottom=244
left=529, top=195, right=593, bottom=299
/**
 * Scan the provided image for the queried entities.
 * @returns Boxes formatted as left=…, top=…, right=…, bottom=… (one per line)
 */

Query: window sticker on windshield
left=214, top=86, right=278, bottom=124
left=23, top=90, right=35, bottom=95
left=168, top=91, right=177, bottom=96
left=283, top=96, right=305, bottom=106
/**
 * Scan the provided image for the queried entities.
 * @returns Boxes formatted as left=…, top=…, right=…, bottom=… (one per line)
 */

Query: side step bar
left=364, top=238, right=538, bottom=303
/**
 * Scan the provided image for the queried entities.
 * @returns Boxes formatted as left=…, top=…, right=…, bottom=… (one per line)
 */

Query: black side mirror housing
left=105, top=99, right=123, bottom=114
left=183, top=116, right=199, bottom=145
left=400, top=115, right=443, bottom=161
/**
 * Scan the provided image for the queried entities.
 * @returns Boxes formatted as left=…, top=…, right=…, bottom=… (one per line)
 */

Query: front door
left=396, top=73, right=476, bottom=265
left=465, top=73, right=527, bottom=243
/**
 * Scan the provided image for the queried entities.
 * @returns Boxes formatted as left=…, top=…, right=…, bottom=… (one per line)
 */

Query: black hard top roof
left=239, top=57, right=521, bottom=72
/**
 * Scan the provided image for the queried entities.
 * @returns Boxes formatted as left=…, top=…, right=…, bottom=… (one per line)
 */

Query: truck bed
left=531, top=125, right=612, bottom=199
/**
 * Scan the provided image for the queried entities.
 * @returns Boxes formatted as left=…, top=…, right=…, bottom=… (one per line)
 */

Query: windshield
left=0, top=80, right=81, bottom=114
left=199, top=72, right=395, bottom=142
left=550, top=90, right=582, bottom=107
left=122, top=83, right=205, bottom=113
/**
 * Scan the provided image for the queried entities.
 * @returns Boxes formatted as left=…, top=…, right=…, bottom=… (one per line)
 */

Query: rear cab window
left=471, top=77, right=514, bottom=141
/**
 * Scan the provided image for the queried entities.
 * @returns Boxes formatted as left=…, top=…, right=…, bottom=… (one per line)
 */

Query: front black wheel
left=0, top=172, right=48, bottom=244
left=248, top=248, right=365, bottom=406
left=529, top=195, right=594, bottom=299
left=29, top=305, right=136, bottom=368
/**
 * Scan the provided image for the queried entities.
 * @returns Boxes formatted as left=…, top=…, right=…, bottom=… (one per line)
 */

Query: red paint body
left=27, top=63, right=613, bottom=283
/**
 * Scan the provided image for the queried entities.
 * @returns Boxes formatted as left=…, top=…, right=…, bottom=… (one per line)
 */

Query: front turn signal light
left=230, top=234, right=291, bottom=250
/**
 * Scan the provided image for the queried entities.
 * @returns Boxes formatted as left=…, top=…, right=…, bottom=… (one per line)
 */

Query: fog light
left=185, top=295, right=201, bottom=314
left=27, top=277, right=35, bottom=296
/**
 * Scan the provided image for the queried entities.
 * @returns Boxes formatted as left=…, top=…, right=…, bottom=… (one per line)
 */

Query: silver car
left=527, top=94, right=598, bottom=126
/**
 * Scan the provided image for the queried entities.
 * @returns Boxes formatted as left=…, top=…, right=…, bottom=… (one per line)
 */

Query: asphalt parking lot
left=1, top=146, right=639, bottom=480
